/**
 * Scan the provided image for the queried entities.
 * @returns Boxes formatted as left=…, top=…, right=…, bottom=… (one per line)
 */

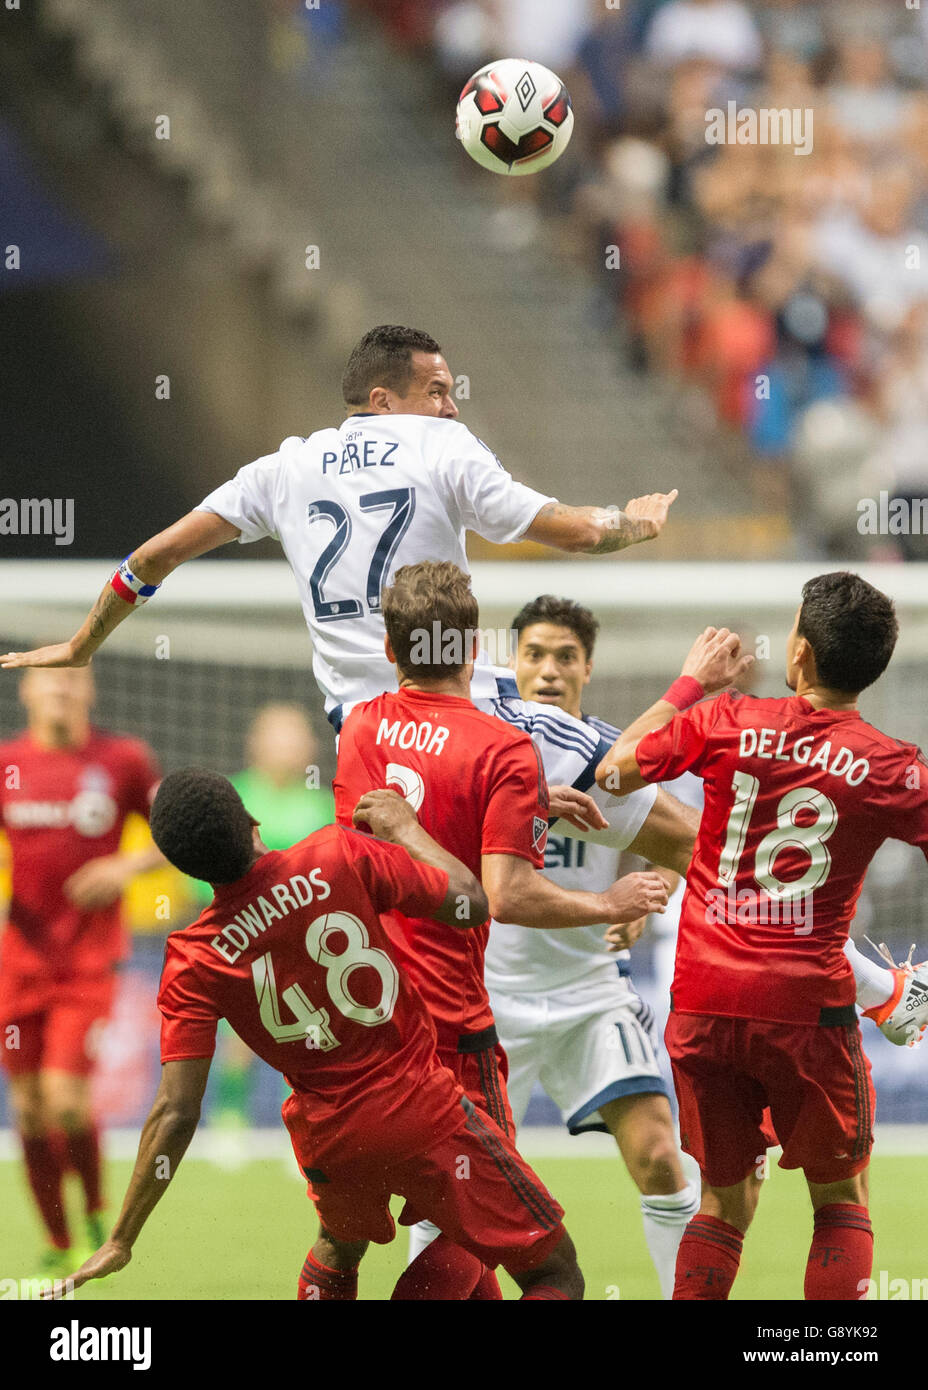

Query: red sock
left=673, top=1215, right=743, bottom=1300
left=520, top=1284, right=569, bottom=1300
left=469, top=1267, right=503, bottom=1300
left=391, top=1234, right=484, bottom=1300
left=21, top=1134, right=69, bottom=1249
left=298, top=1250, right=359, bottom=1301
left=66, top=1127, right=103, bottom=1214
left=805, top=1203, right=873, bottom=1301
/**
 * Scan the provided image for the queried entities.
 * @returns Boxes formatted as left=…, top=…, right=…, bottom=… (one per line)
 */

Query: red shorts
left=666, top=1012, right=874, bottom=1188
left=443, top=1035, right=514, bottom=1138
left=0, top=973, right=117, bottom=1079
left=283, top=1064, right=565, bottom=1275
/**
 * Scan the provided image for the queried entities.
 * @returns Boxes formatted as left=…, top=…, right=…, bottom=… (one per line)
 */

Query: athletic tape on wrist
left=661, top=675, right=704, bottom=710
left=110, top=556, right=160, bottom=606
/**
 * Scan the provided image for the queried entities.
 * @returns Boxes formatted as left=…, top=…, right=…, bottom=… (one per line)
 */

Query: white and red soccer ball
left=455, top=59, right=574, bottom=177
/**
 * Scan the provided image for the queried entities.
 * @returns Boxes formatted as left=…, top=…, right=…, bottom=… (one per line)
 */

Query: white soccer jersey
left=485, top=714, right=650, bottom=993
left=198, top=415, right=658, bottom=848
left=196, top=414, right=554, bottom=712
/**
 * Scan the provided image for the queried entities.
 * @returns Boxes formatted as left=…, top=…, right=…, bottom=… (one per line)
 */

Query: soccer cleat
left=862, top=940, right=928, bottom=1047
left=32, top=1247, right=72, bottom=1280
left=22, top=1246, right=72, bottom=1297
left=85, top=1210, right=108, bottom=1249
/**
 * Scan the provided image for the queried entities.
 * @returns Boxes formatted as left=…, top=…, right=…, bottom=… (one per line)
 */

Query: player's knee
left=701, top=1175, right=762, bottom=1233
left=41, top=1077, right=88, bottom=1133
left=314, top=1225, right=368, bottom=1272
left=9, top=1079, right=44, bottom=1136
left=629, top=1130, right=683, bottom=1191
left=513, top=1230, right=584, bottom=1301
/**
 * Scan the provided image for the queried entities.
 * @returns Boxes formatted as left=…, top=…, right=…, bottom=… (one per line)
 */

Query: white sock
left=844, top=937, right=895, bottom=1012
left=640, top=1183, right=700, bottom=1300
left=407, top=1217, right=440, bottom=1266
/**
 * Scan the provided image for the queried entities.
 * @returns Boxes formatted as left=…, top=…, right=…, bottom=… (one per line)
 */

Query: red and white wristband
left=110, top=556, right=161, bottom=606
left=661, top=676, right=704, bottom=711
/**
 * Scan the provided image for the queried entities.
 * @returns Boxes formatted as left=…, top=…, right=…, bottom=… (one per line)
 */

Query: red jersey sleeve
left=481, top=734, right=550, bottom=867
left=158, top=939, right=221, bottom=1062
left=635, top=693, right=729, bottom=784
left=884, top=746, right=928, bottom=863
left=339, top=825, right=450, bottom=919
left=122, top=739, right=162, bottom=819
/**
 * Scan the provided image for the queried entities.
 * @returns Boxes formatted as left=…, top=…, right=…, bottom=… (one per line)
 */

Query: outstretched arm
left=50, top=1057, right=211, bottom=1293
left=2, top=511, right=239, bottom=669
left=482, top=852, right=668, bottom=929
left=524, top=491, right=678, bottom=554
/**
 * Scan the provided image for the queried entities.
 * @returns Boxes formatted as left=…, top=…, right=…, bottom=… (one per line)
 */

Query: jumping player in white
left=1, top=324, right=697, bottom=875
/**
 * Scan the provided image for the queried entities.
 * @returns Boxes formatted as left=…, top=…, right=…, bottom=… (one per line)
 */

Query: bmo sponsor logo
left=4, top=766, right=117, bottom=837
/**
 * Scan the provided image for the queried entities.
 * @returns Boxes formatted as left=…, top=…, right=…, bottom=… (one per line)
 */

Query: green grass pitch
left=0, top=1152, right=919, bottom=1300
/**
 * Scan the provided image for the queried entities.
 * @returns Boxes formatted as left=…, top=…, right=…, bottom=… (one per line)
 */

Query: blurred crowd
left=351, top=0, right=928, bottom=559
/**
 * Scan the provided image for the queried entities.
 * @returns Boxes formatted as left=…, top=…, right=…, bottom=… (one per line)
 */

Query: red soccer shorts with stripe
left=283, top=1073, right=564, bottom=1274
left=0, top=971, right=117, bottom=1078
left=666, top=1011, right=875, bottom=1188
left=445, top=1035, right=515, bottom=1138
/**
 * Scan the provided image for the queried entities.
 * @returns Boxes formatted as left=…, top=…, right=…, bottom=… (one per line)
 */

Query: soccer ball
left=455, top=59, right=574, bottom=177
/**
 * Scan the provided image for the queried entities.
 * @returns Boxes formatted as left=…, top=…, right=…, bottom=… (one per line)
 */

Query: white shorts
left=489, top=967, right=670, bottom=1136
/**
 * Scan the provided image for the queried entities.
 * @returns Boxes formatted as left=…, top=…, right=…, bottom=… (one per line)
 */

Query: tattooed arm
left=1, top=511, right=239, bottom=668
left=524, top=492, right=678, bottom=554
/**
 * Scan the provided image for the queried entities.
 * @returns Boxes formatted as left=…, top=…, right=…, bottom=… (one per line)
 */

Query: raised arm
left=2, top=510, right=240, bottom=669
left=596, top=628, right=754, bottom=796
left=524, top=491, right=678, bottom=554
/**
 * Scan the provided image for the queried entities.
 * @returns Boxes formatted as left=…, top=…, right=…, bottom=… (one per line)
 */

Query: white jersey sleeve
left=435, top=423, right=554, bottom=544
left=484, top=692, right=656, bottom=851
left=195, top=443, right=297, bottom=543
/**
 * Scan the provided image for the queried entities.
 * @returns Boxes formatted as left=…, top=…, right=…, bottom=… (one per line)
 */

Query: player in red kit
left=598, top=572, right=928, bottom=1301
left=0, top=666, right=164, bottom=1277
left=334, top=561, right=668, bottom=1296
left=57, top=767, right=585, bottom=1301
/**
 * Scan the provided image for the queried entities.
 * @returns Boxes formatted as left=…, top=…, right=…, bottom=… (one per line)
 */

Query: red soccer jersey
left=158, top=826, right=459, bottom=1159
left=0, top=729, right=161, bottom=978
left=333, top=687, right=549, bottom=1050
left=636, top=693, right=928, bottom=1024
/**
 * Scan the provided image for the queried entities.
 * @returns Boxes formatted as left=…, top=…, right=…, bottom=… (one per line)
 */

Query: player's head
left=19, top=664, right=95, bottom=743
left=788, top=571, right=898, bottom=698
left=342, top=325, right=458, bottom=420
left=382, top=561, right=479, bottom=685
left=150, top=768, right=260, bottom=884
left=245, top=703, right=317, bottom=786
left=510, top=596, right=597, bottom=719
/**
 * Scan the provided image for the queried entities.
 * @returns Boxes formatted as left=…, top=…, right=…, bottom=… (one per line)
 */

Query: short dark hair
left=797, top=571, right=898, bottom=695
left=382, top=560, right=479, bottom=681
left=150, top=768, right=256, bottom=884
left=512, top=595, right=599, bottom=660
left=342, top=325, right=442, bottom=407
